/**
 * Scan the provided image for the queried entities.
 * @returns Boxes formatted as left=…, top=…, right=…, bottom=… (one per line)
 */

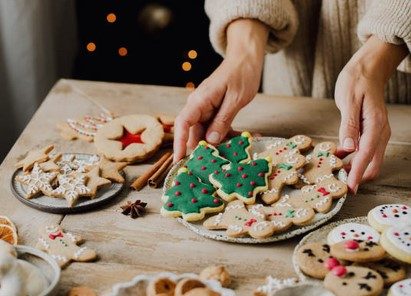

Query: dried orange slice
left=0, top=215, right=17, bottom=232
left=0, top=224, right=18, bottom=245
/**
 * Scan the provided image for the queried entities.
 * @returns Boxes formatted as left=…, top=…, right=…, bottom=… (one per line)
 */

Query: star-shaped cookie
left=84, top=166, right=111, bottom=197
left=51, top=174, right=91, bottom=207
left=16, top=145, right=54, bottom=172
left=15, top=163, right=57, bottom=198
left=39, top=153, right=61, bottom=172
left=99, top=157, right=127, bottom=183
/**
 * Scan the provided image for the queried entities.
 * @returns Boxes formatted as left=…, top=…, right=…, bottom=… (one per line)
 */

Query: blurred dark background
left=74, top=0, right=222, bottom=88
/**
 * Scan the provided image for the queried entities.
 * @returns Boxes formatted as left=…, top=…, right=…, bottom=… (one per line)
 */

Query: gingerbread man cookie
left=380, top=224, right=411, bottom=264
left=203, top=200, right=275, bottom=239
left=367, top=204, right=411, bottom=232
left=15, top=163, right=57, bottom=199
left=324, top=266, right=384, bottom=296
left=330, top=240, right=386, bottom=263
left=302, top=142, right=343, bottom=184
left=327, top=222, right=380, bottom=245
left=216, top=131, right=252, bottom=163
left=36, top=225, right=97, bottom=268
left=287, top=176, right=347, bottom=213
left=185, top=141, right=229, bottom=185
left=161, top=168, right=224, bottom=222
left=210, top=158, right=271, bottom=205
left=260, top=150, right=306, bottom=204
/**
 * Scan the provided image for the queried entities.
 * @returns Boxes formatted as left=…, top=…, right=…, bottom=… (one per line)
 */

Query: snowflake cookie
left=15, top=163, right=57, bottom=198
left=51, top=174, right=91, bottom=207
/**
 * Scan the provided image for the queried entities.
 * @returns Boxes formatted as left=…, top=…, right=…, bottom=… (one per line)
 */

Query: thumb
left=206, top=99, right=240, bottom=145
left=338, top=100, right=361, bottom=153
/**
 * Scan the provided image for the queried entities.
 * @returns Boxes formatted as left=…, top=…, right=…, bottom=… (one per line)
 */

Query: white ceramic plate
left=164, top=137, right=348, bottom=244
left=106, top=272, right=236, bottom=296
left=11, top=153, right=124, bottom=214
left=16, top=245, right=61, bottom=296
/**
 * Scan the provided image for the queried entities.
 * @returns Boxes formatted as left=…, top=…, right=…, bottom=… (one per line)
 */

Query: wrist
left=346, top=35, right=408, bottom=83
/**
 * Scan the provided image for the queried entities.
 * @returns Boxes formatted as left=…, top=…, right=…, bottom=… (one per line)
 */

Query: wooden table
left=2, top=79, right=411, bottom=295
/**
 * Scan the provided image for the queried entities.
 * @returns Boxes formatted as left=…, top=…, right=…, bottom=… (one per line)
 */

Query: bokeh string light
left=106, top=13, right=117, bottom=23
left=86, top=42, right=96, bottom=52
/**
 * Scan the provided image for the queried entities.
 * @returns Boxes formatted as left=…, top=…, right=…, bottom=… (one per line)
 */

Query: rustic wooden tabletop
left=1, top=79, right=410, bottom=295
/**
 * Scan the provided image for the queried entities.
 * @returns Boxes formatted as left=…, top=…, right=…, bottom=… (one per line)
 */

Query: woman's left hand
left=335, top=36, right=408, bottom=193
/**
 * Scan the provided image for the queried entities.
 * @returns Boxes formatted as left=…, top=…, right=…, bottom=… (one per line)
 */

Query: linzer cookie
left=380, top=224, right=411, bottom=264
left=161, top=168, right=224, bottom=221
left=330, top=240, right=385, bottom=263
left=185, top=141, right=229, bottom=185
left=367, top=204, right=411, bottom=232
left=36, top=225, right=97, bottom=268
left=302, top=142, right=343, bottom=184
left=327, top=223, right=380, bottom=245
left=203, top=200, right=275, bottom=239
left=216, top=131, right=252, bottom=163
left=295, top=242, right=335, bottom=279
left=94, top=114, right=164, bottom=163
left=210, top=158, right=271, bottom=205
left=156, top=114, right=175, bottom=144
left=324, top=266, right=383, bottom=296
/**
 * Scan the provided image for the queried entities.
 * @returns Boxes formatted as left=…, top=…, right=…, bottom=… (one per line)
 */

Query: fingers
left=187, top=124, right=205, bottom=151
left=338, top=98, right=362, bottom=153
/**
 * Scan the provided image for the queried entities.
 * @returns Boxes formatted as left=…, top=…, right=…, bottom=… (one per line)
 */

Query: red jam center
left=119, top=128, right=144, bottom=149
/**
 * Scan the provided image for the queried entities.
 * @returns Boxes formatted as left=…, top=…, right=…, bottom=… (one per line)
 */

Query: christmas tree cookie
left=203, top=200, right=276, bottom=239
left=210, top=158, right=271, bottom=205
left=185, top=141, right=229, bottom=185
left=261, top=151, right=306, bottom=204
left=216, top=131, right=252, bottom=163
left=302, top=142, right=343, bottom=184
left=161, top=168, right=224, bottom=221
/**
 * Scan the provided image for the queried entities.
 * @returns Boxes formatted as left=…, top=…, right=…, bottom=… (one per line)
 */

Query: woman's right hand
left=173, top=19, right=269, bottom=162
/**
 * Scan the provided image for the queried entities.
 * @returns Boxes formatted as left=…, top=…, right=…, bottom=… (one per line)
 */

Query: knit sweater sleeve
left=205, top=0, right=299, bottom=56
left=357, top=0, right=411, bottom=73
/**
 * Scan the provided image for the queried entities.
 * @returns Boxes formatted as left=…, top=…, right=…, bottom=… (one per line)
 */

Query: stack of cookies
left=295, top=203, right=411, bottom=296
left=161, top=132, right=348, bottom=239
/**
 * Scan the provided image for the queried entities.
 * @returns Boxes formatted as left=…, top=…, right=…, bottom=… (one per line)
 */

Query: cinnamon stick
left=130, top=151, right=172, bottom=191
left=148, top=153, right=173, bottom=188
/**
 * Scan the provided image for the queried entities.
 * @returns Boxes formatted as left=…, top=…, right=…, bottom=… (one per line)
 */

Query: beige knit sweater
left=205, top=0, right=411, bottom=104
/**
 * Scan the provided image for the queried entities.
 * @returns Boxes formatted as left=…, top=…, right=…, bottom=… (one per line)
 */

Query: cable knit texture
left=206, top=0, right=411, bottom=104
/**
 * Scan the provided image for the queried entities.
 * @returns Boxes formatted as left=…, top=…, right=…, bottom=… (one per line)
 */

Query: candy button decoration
left=344, top=240, right=360, bottom=251
left=324, top=257, right=341, bottom=270
left=332, top=265, right=347, bottom=277
left=368, top=204, right=411, bottom=232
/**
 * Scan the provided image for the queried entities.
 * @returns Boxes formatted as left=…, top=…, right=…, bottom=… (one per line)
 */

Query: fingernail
left=343, top=138, right=355, bottom=151
left=207, top=131, right=220, bottom=143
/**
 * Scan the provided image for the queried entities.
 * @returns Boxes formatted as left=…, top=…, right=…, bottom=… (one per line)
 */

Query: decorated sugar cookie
left=209, top=158, right=271, bottom=205
left=36, top=225, right=97, bottom=268
left=203, top=200, right=275, bottom=239
left=330, top=239, right=385, bottom=263
left=15, top=163, right=57, bottom=199
left=302, top=142, right=343, bottom=184
left=368, top=204, right=411, bottom=232
left=295, top=242, right=335, bottom=279
left=380, top=225, right=411, bottom=264
left=185, top=141, right=229, bottom=185
left=249, top=195, right=315, bottom=233
left=260, top=151, right=306, bottom=204
left=388, top=278, right=411, bottom=296
left=51, top=174, right=91, bottom=207
left=161, top=168, right=224, bottom=221
left=55, top=154, right=78, bottom=175
left=257, top=135, right=312, bottom=166
left=324, top=266, right=384, bottom=296
left=327, top=223, right=380, bottom=245
left=287, top=176, right=347, bottom=213
left=360, top=259, right=406, bottom=286
left=216, top=131, right=252, bottom=163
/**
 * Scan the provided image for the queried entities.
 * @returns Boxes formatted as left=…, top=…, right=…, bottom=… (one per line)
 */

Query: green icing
left=277, top=163, right=293, bottom=170
left=211, top=159, right=270, bottom=199
left=217, top=135, right=250, bottom=163
left=285, top=209, right=295, bottom=218
left=286, top=141, right=297, bottom=149
left=185, top=143, right=229, bottom=185
left=317, top=151, right=330, bottom=157
left=163, top=170, right=223, bottom=214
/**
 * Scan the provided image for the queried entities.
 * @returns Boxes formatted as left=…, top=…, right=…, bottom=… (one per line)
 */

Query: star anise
left=121, top=200, right=147, bottom=219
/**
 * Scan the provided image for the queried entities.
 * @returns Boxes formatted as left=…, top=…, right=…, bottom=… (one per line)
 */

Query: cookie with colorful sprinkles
left=161, top=168, right=224, bottom=222
left=367, top=204, right=411, bottom=232
left=209, top=158, right=271, bottom=205
left=216, top=131, right=252, bottom=163
left=185, top=141, right=229, bottom=185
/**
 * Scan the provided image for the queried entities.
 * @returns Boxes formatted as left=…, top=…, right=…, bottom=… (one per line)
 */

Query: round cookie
left=94, top=114, right=164, bottom=163
left=368, top=204, right=411, bottom=233
left=330, top=240, right=385, bottom=263
left=327, top=223, right=380, bottom=245
left=388, top=278, right=411, bottom=296
left=380, top=225, right=411, bottom=264
left=324, top=266, right=384, bottom=296
left=359, top=259, right=406, bottom=286
left=295, top=242, right=334, bottom=279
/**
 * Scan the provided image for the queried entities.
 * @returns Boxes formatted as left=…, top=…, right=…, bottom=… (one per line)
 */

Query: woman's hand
left=173, top=19, right=269, bottom=162
left=335, top=36, right=408, bottom=193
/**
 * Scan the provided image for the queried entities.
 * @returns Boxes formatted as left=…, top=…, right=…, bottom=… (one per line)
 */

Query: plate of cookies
left=161, top=133, right=349, bottom=243
left=292, top=204, right=411, bottom=296
left=12, top=146, right=125, bottom=214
